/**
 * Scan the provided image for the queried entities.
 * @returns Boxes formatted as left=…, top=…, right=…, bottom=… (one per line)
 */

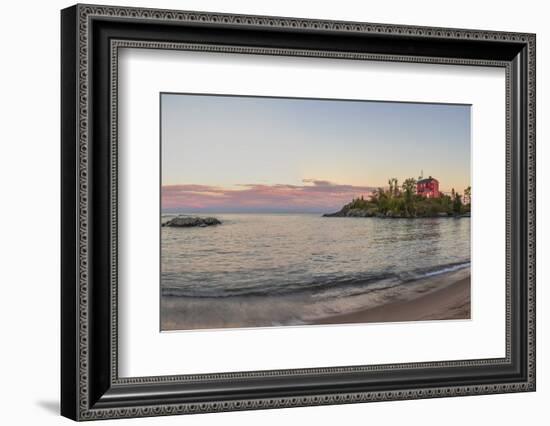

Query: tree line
left=343, top=177, right=471, bottom=218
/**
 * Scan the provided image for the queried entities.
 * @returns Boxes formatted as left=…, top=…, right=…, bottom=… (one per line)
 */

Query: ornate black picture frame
left=61, top=4, right=536, bottom=421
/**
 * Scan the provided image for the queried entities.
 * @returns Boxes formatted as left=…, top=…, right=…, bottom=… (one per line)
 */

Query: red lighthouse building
left=416, top=176, right=440, bottom=198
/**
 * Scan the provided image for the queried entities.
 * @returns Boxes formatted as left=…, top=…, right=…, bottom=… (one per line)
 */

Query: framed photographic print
left=61, top=4, right=536, bottom=421
left=159, top=93, right=473, bottom=331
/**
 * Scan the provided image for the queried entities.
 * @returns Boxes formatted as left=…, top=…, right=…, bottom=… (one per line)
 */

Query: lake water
left=161, top=213, right=470, bottom=300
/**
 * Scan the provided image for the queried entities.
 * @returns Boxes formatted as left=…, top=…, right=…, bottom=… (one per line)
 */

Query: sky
left=161, top=93, right=470, bottom=213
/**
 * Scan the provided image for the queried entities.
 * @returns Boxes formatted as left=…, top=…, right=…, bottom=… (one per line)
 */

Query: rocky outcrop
left=323, top=208, right=377, bottom=218
left=323, top=208, right=468, bottom=219
left=323, top=210, right=379, bottom=217
left=162, top=216, right=221, bottom=228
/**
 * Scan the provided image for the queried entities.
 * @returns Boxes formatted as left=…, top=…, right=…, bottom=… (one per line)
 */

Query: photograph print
left=160, top=93, right=472, bottom=331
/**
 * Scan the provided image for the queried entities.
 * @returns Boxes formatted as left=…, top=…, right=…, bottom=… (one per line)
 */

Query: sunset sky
left=161, top=93, right=471, bottom=213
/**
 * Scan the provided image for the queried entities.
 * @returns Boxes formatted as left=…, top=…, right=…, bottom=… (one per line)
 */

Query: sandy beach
left=161, top=267, right=470, bottom=331
left=313, top=275, right=470, bottom=325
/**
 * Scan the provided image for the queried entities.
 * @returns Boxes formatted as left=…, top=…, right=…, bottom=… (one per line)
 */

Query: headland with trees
left=323, top=177, right=471, bottom=219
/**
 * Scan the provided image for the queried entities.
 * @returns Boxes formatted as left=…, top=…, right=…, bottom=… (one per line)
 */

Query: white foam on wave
left=161, top=266, right=471, bottom=330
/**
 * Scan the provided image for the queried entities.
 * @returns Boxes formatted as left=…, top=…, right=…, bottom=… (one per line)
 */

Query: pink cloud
left=162, top=180, right=375, bottom=213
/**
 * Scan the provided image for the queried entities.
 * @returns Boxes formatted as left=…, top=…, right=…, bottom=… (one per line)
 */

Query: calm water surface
left=161, top=214, right=470, bottom=299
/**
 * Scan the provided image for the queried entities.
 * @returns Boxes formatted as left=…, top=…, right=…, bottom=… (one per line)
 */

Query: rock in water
left=162, top=216, right=221, bottom=228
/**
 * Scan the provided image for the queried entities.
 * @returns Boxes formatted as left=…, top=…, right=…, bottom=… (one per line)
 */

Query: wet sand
left=161, top=269, right=470, bottom=331
left=313, top=276, right=470, bottom=325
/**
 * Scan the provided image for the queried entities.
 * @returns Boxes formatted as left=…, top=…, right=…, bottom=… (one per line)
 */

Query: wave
left=161, top=263, right=471, bottom=329
left=161, top=261, right=470, bottom=299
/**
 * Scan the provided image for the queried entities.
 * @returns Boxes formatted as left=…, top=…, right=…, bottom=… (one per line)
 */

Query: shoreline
left=323, top=212, right=471, bottom=219
left=312, top=275, right=470, bottom=325
left=161, top=268, right=471, bottom=331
